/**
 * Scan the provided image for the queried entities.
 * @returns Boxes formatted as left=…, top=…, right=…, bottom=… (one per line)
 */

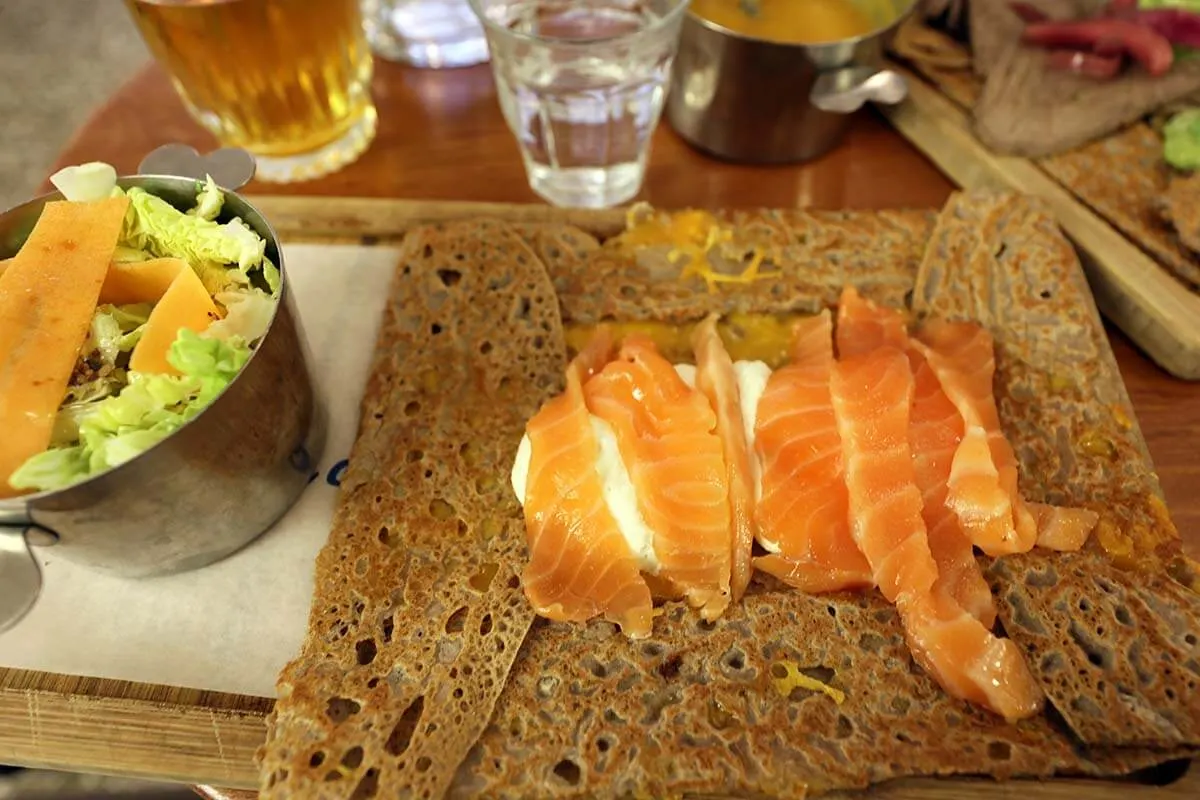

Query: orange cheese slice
left=2, top=256, right=185, bottom=304
left=0, top=197, right=129, bottom=497
left=99, top=257, right=190, bottom=305
left=129, top=264, right=222, bottom=376
left=2, top=256, right=187, bottom=306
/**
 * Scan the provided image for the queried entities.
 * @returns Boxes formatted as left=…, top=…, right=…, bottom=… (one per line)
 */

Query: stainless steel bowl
left=0, top=173, right=326, bottom=631
left=666, top=0, right=916, bottom=164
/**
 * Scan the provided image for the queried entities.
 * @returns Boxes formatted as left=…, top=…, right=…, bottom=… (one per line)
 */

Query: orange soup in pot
left=689, top=0, right=878, bottom=44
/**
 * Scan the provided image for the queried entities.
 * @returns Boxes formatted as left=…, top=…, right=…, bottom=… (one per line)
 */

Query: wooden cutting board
left=0, top=197, right=1194, bottom=797
left=878, top=60, right=1200, bottom=382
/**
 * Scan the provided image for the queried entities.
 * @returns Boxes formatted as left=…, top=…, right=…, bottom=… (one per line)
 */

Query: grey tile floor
left=0, top=5, right=198, bottom=796
left=0, top=0, right=149, bottom=209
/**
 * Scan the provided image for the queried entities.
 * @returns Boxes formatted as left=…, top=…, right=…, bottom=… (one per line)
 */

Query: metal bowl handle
left=809, top=67, right=909, bottom=114
left=138, top=144, right=257, bottom=189
left=0, top=527, right=45, bottom=633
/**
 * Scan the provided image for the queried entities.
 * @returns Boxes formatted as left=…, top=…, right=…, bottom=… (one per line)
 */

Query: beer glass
left=125, top=0, right=378, bottom=183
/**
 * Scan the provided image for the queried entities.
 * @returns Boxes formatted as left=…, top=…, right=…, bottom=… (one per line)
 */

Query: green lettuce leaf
left=1164, top=109, right=1200, bottom=171
left=196, top=261, right=252, bottom=296
left=58, top=304, right=150, bottom=443
left=207, top=289, right=275, bottom=344
left=112, top=245, right=153, bottom=263
left=167, top=328, right=251, bottom=406
left=189, top=175, right=224, bottom=221
left=1142, top=0, right=1200, bottom=9
left=7, top=448, right=92, bottom=493
left=88, top=311, right=123, bottom=367
left=85, top=303, right=152, bottom=367
left=57, top=373, right=129, bottom=446
left=63, top=374, right=125, bottom=407
left=261, top=256, right=281, bottom=296
left=120, top=187, right=266, bottom=272
left=1176, top=44, right=1200, bottom=62
left=50, top=396, right=115, bottom=448
left=8, top=332, right=252, bottom=492
left=110, top=302, right=153, bottom=329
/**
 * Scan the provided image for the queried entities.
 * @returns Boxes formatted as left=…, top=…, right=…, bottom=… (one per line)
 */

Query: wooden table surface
left=41, top=58, right=1200, bottom=799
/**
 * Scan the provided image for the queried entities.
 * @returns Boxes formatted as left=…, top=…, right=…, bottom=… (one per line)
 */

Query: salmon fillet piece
left=831, top=348, right=1043, bottom=722
left=1029, top=502, right=1099, bottom=552
left=837, top=287, right=997, bottom=627
left=585, top=335, right=733, bottom=619
left=835, top=286, right=908, bottom=357
left=753, top=311, right=874, bottom=593
left=692, top=314, right=756, bottom=603
left=521, top=332, right=654, bottom=638
left=912, top=320, right=1038, bottom=556
left=909, top=349, right=998, bottom=628
left=830, top=349, right=938, bottom=603
left=898, top=589, right=1045, bottom=723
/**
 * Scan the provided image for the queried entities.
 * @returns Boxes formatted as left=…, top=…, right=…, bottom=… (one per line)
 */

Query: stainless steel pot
left=0, top=167, right=326, bottom=631
left=666, top=0, right=916, bottom=164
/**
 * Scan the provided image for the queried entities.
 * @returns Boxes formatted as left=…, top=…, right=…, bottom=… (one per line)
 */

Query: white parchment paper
left=0, top=243, right=403, bottom=699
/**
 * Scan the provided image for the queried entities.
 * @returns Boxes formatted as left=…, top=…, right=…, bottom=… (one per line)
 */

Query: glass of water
left=469, top=0, right=690, bottom=208
left=361, top=0, right=489, bottom=68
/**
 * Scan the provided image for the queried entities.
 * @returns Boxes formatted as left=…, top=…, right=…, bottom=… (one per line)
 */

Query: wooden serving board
left=878, top=61, right=1200, bottom=381
left=0, top=198, right=1194, bottom=798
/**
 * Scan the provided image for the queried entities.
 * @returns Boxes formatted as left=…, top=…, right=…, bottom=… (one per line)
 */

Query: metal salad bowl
left=0, top=150, right=326, bottom=632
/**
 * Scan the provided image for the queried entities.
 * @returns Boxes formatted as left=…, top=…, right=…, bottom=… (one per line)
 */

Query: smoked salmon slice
left=692, top=314, right=756, bottom=602
left=1029, top=502, right=1099, bottom=551
left=912, top=320, right=1038, bottom=556
left=790, top=308, right=838, bottom=366
left=835, top=288, right=996, bottom=627
left=829, top=349, right=937, bottom=604
left=830, top=348, right=1043, bottom=722
left=835, top=286, right=907, bottom=357
left=520, top=331, right=654, bottom=638
left=898, top=589, right=1045, bottom=723
left=585, top=335, right=733, bottom=619
left=753, top=311, right=874, bottom=593
left=909, top=351, right=998, bottom=628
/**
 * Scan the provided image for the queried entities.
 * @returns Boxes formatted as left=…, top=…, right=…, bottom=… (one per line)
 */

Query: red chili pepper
left=1022, top=19, right=1175, bottom=76
left=1045, top=49, right=1125, bottom=78
left=1009, top=2, right=1049, bottom=23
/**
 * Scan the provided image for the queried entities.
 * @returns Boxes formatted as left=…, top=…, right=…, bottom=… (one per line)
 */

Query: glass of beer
left=124, top=0, right=377, bottom=183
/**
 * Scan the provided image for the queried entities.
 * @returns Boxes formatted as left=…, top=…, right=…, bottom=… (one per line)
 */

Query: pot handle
left=138, top=144, right=257, bottom=190
left=809, top=66, right=909, bottom=114
left=0, top=527, right=44, bottom=633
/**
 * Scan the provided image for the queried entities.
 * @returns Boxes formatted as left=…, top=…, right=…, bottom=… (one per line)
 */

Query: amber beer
left=125, top=0, right=376, bottom=181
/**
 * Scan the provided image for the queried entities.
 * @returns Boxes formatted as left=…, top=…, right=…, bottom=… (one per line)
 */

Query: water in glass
left=362, top=0, right=489, bottom=68
left=471, top=0, right=688, bottom=208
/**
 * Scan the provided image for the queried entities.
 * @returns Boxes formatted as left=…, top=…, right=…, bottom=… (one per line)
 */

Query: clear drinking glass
left=469, top=0, right=690, bottom=208
left=125, top=0, right=377, bottom=184
left=361, top=0, right=490, bottom=68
